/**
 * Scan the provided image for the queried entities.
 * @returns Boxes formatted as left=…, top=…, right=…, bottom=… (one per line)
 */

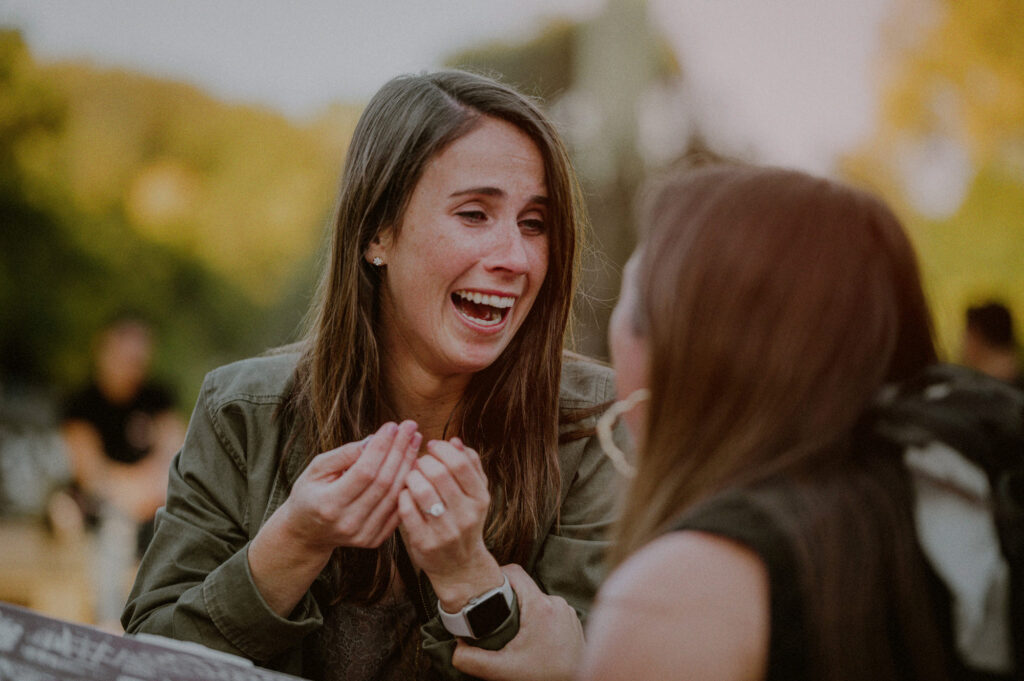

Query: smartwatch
left=438, top=575, right=514, bottom=639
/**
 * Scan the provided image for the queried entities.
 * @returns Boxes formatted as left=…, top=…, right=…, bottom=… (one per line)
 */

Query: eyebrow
left=449, top=186, right=549, bottom=205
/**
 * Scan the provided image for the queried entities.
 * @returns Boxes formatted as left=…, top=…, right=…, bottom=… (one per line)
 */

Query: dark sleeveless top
left=670, top=495, right=809, bottom=681
left=668, top=489, right=1009, bottom=681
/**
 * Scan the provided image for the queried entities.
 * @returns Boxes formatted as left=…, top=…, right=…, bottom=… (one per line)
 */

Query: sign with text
left=0, top=602, right=303, bottom=681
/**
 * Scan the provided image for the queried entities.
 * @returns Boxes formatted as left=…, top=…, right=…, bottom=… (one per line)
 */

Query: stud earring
left=372, top=256, right=384, bottom=267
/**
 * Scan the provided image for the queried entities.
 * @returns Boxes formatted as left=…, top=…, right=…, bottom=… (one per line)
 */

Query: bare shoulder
left=579, top=531, right=770, bottom=681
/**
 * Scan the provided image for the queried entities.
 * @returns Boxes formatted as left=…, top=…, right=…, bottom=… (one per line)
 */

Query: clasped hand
left=281, top=420, right=495, bottom=586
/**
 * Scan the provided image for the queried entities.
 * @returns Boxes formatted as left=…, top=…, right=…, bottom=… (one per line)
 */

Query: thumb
left=502, top=563, right=544, bottom=608
left=452, top=639, right=505, bottom=678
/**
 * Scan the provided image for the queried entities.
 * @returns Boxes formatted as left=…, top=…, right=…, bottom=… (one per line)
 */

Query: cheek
left=614, top=338, right=648, bottom=400
left=610, top=330, right=649, bottom=440
left=530, top=238, right=550, bottom=286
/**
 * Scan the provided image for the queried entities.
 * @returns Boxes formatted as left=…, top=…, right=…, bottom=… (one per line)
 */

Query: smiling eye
left=457, top=210, right=488, bottom=224
left=519, top=218, right=546, bottom=235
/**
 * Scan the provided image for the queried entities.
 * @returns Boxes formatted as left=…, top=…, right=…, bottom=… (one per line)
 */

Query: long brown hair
left=282, top=70, right=585, bottom=602
left=612, top=164, right=947, bottom=679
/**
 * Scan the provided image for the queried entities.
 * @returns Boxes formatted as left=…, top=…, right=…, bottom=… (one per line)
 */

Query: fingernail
left=411, top=433, right=423, bottom=450
left=386, top=422, right=398, bottom=434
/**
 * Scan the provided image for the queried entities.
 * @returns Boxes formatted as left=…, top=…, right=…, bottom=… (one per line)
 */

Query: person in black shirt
left=60, top=314, right=184, bottom=554
left=961, top=301, right=1024, bottom=391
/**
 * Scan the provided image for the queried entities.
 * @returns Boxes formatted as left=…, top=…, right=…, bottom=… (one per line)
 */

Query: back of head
left=967, top=301, right=1016, bottom=350
left=617, top=163, right=937, bottom=556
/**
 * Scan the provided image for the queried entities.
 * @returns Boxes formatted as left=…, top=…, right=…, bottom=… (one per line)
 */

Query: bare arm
left=579, top=531, right=770, bottom=681
left=61, top=420, right=109, bottom=496
left=62, top=410, right=185, bottom=522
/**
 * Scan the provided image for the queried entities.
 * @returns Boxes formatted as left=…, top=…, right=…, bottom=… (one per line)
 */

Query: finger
left=404, top=468, right=446, bottom=519
left=367, top=508, right=401, bottom=547
left=415, top=454, right=486, bottom=522
left=428, top=438, right=483, bottom=491
left=350, top=422, right=419, bottom=508
left=329, top=421, right=398, bottom=504
left=357, top=433, right=420, bottom=537
left=501, top=563, right=544, bottom=610
left=398, top=488, right=428, bottom=535
left=451, top=640, right=503, bottom=679
left=450, top=437, right=487, bottom=483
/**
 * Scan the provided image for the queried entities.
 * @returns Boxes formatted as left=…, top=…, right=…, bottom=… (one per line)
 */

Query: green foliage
left=904, top=165, right=1024, bottom=357
left=842, top=0, right=1024, bottom=358
left=0, top=29, right=359, bottom=406
left=444, top=20, right=578, bottom=101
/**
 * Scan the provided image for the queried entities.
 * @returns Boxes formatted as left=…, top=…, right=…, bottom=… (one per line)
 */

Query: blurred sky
left=1, top=0, right=894, bottom=173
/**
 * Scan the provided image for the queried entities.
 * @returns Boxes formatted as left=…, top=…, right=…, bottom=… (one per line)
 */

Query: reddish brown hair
left=612, top=164, right=946, bottom=680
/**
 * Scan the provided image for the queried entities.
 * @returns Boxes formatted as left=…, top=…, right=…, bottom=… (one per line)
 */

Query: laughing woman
left=122, top=70, right=622, bottom=681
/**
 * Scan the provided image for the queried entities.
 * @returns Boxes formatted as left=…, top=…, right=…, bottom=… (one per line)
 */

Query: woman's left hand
left=452, top=564, right=583, bottom=681
left=398, top=437, right=503, bottom=610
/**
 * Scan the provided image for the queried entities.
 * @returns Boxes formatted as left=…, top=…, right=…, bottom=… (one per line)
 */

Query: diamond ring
left=427, top=502, right=446, bottom=517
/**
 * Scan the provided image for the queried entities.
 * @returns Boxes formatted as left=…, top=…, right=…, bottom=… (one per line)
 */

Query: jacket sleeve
left=121, top=374, right=321, bottom=669
left=419, top=367, right=627, bottom=678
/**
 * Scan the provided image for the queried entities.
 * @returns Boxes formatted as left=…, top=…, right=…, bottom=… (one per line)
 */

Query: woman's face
left=608, top=252, right=649, bottom=437
left=372, top=115, right=549, bottom=379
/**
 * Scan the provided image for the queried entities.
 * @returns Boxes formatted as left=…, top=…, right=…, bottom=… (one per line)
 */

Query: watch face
left=467, top=592, right=512, bottom=638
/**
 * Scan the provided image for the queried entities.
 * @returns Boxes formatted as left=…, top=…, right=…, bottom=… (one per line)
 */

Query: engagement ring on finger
left=428, top=503, right=446, bottom=517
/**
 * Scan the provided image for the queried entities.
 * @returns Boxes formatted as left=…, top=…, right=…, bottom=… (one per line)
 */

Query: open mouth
left=451, top=290, right=516, bottom=327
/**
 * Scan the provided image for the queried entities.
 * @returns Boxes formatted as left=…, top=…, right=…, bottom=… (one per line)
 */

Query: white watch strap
left=438, top=574, right=513, bottom=638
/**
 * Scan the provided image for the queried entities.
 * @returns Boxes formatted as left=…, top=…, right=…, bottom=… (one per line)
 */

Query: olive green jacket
left=122, top=352, right=625, bottom=680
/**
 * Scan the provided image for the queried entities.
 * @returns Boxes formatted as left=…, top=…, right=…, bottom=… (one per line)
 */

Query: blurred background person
left=961, top=301, right=1024, bottom=390
left=57, top=313, right=185, bottom=629
left=580, top=164, right=1020, bottom=681
left=59, top=312, right=184, bottom=551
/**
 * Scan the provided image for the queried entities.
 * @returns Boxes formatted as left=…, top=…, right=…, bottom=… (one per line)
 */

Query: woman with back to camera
left=123, top=70, right=624, bottom=681
left=579, top=164, right=1021, bottom=681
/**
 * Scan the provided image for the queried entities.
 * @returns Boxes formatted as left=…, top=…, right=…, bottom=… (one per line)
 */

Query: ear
left=364, top=228, right=394, bottom=265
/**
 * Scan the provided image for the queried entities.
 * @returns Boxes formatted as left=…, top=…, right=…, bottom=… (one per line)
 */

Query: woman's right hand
left=248, top=420, right=420, bottom=617
left=282, top=419, right=421, bottom=554
left=451, top=564, right=584, bottom=681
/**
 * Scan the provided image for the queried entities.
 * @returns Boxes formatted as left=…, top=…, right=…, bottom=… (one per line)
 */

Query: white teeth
left=454, top=290, right=516, bottom=309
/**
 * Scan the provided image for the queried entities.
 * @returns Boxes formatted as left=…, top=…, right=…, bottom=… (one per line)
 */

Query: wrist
left=438, top=573, right=514, bottom=639
left=263, top=502, right=334, bottom=566
left=429, top=552, right=504, bottom=612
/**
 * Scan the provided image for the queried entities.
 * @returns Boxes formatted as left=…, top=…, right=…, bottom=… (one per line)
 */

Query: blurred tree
left=446, top=20, right=578, bottom=101
left=0, top=29, right=99, bottom=388
left=842, top=0, right=1024, bottom=357
left=1, top=30, right=358, bottom=405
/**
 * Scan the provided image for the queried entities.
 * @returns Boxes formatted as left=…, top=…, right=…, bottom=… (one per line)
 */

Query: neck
left=383, top=359, right=470, bottom=444
left=96, top=375, right=138, bottom=405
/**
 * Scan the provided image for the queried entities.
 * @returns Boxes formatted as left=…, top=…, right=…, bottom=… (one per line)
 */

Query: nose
left=483, top=220, right=530, bottom=275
